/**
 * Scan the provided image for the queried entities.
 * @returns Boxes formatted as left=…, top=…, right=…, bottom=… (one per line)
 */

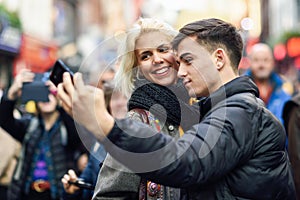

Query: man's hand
left=7, top=69, right=34, bottom=100
left=56, top=72, right=115, bottom=140
left=61, top=169, right=79, bottom=194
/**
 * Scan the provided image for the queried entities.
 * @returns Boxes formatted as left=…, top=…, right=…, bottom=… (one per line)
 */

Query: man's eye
left=184, top=57, right=193, bottom=64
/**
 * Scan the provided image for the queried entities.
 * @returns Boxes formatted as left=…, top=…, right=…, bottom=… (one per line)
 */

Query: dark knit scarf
left=128, top=79, right=200, bottom=129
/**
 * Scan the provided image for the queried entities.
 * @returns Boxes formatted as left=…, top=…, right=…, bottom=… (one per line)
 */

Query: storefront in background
left=0, top=7, right=22, bottom=88
left=13, top=34, right=58, bottom=76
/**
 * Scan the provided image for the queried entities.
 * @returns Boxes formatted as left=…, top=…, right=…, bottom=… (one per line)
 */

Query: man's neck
left=220, top=68, right=239, bottom=88
left=203, top=68, right=238, bottom=97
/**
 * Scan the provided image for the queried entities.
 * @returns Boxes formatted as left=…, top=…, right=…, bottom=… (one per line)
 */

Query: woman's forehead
left=135, top=32, right=172, bottom=50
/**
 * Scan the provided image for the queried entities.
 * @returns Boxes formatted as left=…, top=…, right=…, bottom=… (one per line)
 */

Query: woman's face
left=37, top=93, right=58, bottom=114
left=135, top=31, right=178, bottom=86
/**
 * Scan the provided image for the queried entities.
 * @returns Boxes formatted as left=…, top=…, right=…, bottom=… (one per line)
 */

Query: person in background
left=89, top=67, right=116, bottom=89
left=0, top=127, right=21, bottom=200
left=78, top=67, right=117, bottom=152
left=0, top=69, right=87, bottom=200
left=283, top=92, right=300, bottom=199
left=57, top=18, right=296, bottom=199
left=61, top=81, right=128, bottom=200
left=245, top=43, right=291, bottom=123
left=0, top=89, right=22, bottom=200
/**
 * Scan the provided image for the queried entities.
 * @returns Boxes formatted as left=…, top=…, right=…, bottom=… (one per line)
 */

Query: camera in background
left=21, top=72, right=50, bottom=103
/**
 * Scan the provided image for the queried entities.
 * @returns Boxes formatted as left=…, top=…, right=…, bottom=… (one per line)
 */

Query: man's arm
left=101, top=106, right=256, bottom=188
left=55, top=73, right=255, bottom=187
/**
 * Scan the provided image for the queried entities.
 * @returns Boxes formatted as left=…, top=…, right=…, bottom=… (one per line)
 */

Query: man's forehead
left=177, top=36, right=207, bottom=57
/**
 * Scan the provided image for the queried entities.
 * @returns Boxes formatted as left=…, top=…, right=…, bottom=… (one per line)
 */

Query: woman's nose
left=152, top=53, right=164, bottom=65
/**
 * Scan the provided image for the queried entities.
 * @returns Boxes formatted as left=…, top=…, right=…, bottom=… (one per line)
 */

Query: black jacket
left=102, top=76, right=296, bottom=199
left=283, top=92, right=300, bottom=199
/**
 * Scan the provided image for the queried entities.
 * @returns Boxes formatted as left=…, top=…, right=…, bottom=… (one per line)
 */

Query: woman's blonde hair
left=114, top=18, right=177, bottom=97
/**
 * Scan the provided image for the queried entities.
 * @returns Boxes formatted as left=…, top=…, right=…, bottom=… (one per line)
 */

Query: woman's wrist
left=7, top=86, right=18, bottom=101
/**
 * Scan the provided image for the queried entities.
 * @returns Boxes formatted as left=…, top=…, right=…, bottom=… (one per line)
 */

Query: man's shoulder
left=224, top=92, right=262, bottom=110
left=203, top=92, right=262, bottom=124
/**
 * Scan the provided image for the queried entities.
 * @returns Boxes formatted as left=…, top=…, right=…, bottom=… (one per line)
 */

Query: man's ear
left=213, top=48, right=226, bottom=70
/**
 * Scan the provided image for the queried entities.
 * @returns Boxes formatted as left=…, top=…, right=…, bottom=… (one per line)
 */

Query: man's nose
left=177, top=64, right=187, bottom=78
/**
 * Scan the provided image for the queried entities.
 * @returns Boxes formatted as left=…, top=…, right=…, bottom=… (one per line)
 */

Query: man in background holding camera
left=0, top=69, right=87, bottom=200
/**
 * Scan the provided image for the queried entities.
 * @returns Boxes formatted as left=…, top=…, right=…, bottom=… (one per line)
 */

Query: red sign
left=13, top=34, right=58, bottom=76
left=287, top=37, right=300, bottom=57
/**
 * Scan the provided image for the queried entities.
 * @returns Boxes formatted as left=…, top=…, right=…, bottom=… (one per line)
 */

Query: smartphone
left=50, top=59, right=74, bottom=87
left=21, top=73, right=50, bottom=103
left=68, top=179, right=95, bottom=190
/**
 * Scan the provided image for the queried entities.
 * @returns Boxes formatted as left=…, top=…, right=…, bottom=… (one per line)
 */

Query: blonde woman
left=91, top=18, right=197, bottom=200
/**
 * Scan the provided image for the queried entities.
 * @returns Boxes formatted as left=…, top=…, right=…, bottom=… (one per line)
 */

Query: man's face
left=249, top=47, right=274, bottom=81
left=177, top=37, right=220, bottom=97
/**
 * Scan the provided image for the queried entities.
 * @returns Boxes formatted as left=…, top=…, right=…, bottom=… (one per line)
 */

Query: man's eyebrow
left=179, top=52, right=191, bottom=60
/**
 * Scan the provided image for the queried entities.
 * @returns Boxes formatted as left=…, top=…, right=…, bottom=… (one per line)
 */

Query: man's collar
left=197, top=76, right=259, bottom=118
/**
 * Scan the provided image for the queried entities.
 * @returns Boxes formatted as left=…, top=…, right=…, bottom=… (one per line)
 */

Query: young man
left=57, top=18, right=296, bottom=199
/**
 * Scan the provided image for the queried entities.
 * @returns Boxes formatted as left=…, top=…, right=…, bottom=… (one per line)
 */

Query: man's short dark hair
left=172, top=18, right=243, bottom=72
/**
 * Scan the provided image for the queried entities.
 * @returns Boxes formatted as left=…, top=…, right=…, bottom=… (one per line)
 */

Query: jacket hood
left=198, top=76, right=259, bottom=118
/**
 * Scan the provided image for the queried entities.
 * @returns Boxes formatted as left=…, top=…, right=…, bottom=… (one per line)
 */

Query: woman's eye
left=141, top=54, right=150, bottom=60
left=158, top=46, right=169, bottom=53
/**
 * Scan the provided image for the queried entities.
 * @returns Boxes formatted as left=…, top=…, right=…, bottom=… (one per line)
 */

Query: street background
left=0, top=0, right=300, bottom=93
